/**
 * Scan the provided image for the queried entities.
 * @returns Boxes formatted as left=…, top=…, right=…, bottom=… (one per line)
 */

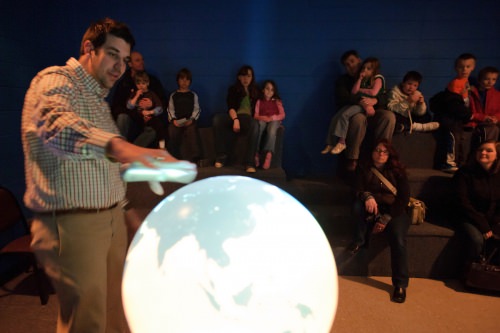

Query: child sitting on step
left=327, top=57, right=386, bottom=155
left=387, top=71, right=439, bottom=134
left=253, top=80, right=286, bottom=169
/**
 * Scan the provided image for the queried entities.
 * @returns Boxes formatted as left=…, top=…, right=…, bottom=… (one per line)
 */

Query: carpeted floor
left=1, top=271, right=498, bottom=333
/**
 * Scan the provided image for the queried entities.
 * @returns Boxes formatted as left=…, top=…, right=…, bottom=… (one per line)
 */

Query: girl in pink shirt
left=254, top=80, right=286, bottom=169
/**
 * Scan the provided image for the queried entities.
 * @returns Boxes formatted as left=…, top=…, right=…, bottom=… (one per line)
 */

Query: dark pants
left=344, top=109, right=396, bottom=161
left=352, top=199, right=410, bottom=288
left=461, top=222, right=500, bottom=266
left=213, top=113, right=259, bottom=167
left=435, top=115, right=465, bottom=168
left=116, top=112, right=166, bottom=148
left=461, top=222, right=485, bottom=262
left=167, top=122, right=202, bottom=162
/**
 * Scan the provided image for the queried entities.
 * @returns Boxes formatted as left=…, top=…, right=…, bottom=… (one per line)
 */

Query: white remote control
left=122, top=160, right=197, bottom=184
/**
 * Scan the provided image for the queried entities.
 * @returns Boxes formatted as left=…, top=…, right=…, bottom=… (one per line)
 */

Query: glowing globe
left=122, top=176, right=338, bottom=333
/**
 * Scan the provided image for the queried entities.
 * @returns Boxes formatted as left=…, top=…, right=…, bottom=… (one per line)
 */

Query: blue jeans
left=256, top=120, right=280, bottom=153
left=461, top=222, right=485, bottom=261
left=352, top=199, right=410, bottom=288
left=326, top=105, right=364, bottom=142
left=325, top=108, right=395, bottom=160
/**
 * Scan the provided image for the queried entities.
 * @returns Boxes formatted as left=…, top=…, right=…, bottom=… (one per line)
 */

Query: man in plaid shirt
left=21, top=18, right=175, bottom=332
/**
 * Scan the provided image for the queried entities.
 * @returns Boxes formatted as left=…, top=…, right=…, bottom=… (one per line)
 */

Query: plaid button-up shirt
left=21, top=58, right=125, bottom=211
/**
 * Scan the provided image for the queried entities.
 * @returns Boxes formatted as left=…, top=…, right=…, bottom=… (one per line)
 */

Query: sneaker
left=215, top=162, right=224, bottom=168
left=246, top=166, right=256, bottom=173
left=441, top=164, right=458, bottom=173
left=262, top=152, right=272, bottom=170
left=331, top=142, right=346, bottom=154
left=321, top=145, right=334, bottom=154
left=412, top=122, right=440, bottom=132
left=255, top=153, right=260, bottom=168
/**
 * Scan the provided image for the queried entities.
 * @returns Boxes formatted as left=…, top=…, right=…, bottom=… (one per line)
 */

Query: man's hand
left=106, top=137, right=176, bottom=167
left=138, top=97, right=153, bottom=110
left=361, top=96, right=377, bottom=106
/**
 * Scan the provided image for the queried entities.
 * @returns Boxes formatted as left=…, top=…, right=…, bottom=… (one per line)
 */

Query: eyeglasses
left=374, top=148, right=389, bottom=155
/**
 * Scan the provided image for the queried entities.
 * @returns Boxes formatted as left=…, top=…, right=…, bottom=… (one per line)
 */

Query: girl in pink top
left=254, top=80, right=286, bottom=169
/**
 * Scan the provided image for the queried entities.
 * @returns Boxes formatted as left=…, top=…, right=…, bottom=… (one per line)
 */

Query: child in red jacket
left=467, top=66, right=500, bottom=159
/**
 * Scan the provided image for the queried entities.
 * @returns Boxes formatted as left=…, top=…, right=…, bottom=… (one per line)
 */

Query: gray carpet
left=1, top=271, right=499, bottom=333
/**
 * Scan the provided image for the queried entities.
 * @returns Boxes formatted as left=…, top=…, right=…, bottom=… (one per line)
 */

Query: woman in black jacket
left=348, top=139, right=411, bottom=303
left=213, top=65, right=261, bottom=172
left=453, top=140, right=500, bottom=264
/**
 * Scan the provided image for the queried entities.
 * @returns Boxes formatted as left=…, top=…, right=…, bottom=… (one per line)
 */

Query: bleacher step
left=127, top=174, right=462, bottom=279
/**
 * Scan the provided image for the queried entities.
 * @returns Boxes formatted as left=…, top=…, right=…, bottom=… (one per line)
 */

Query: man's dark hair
left=402, top=71, right=423, bottom=84
left=79, top=17, right=135, bottom=55
left=340, top=50, right=359, bottom=64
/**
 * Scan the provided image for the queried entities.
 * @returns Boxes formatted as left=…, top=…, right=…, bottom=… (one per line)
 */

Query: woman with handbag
left=453, top=140, right=500, bottom=267
left=347, top=139, right=411, bottom=303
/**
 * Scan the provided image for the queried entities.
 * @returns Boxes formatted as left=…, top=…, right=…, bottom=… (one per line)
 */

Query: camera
left=365, top=213, right=381, bottom=224
left=366, top=213, right=391, bottom=226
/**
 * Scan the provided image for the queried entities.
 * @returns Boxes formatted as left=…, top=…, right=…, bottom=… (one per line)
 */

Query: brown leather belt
left=37, top=203, right=119, bottom=216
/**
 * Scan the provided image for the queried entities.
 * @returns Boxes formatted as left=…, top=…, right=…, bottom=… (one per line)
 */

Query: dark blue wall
left=1, top=0, right=500, bottom=201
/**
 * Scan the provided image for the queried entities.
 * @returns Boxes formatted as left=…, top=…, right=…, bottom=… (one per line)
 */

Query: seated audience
left=110, top=51, right=167, bottom=144
left=167, top=68, right=202, bottom=162
left=348, top=139, right=411, bottom=303
left=323, top=57, right=386, bottom=155
left=254, top=79, right=286, bottom=170
left=387, top=71, right=439, bottom=134
left=213, top=65, right=261, bottom=173
left=453, top=141, right=500, bottom=267
left=321, top=50, right=395, bottom=171
left=126, top=71, right=165, bottom=147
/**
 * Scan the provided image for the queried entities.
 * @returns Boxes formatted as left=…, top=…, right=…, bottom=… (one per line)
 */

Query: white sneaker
left=331, top=143, right=346, bottom=154
left=412, top=122, right=439, bottom=132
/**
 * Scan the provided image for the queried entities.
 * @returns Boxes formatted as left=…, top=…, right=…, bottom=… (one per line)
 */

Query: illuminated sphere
left=122, top=176, right=338, bottom=333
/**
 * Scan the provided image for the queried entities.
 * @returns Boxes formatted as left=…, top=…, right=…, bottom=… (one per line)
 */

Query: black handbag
left=464, top=245, right=500, bottom=292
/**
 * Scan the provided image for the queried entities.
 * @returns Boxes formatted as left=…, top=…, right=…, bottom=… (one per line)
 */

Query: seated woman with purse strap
left=348, top=139, right=411, bottom=303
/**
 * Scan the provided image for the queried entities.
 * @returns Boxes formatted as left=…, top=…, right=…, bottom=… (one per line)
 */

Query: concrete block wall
left=2, top=0, right=499, bottom=200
